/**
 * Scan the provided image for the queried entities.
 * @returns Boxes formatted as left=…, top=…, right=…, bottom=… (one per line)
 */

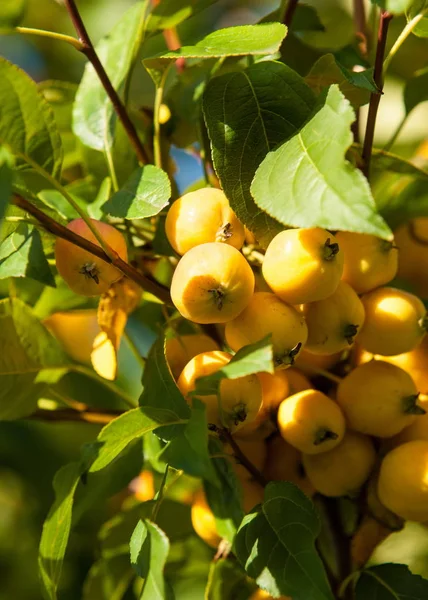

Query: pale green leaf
left=406, top=1, right=428, bottom=37
left=146, top=0, right=217, bottom=32
left=144, top=23, right=287, bottom=86
left=0, top=223, right=55, bottom=286
left=0, top=147, right=13, bottom=221
left=73, top=2, right=146, bottom=151
left=203, top=61, right=316, bottom=247
left=355, top=564, right=428, bottom=599
left=251, top=85, right=392, bottom=240
left=88, top=177, right=112, bottom=220
left=0, top=57, right=63, bottom=176
left=130, top=520, right=171, bottom=600
left=0, top=0, right=27, bottom=27
left=102, top=165, right=171, bottom=219
left=235, top=482, right=334, bottom=600
left=37, top=189, right=86, bottom=220
left=372, top=0, right=413, bottom=14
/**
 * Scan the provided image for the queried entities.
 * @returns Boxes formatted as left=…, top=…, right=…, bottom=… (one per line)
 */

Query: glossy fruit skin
left=165, top=334, right=220, bottom=380
left=240, top=478, right=264, bottom=513
left=177, top=351, right=262, bottom=432
left=388, top=395, right=428, bottom=447
left=350, top=516, right=392, bottom=568
left=301, top=281, right=365, bottom=355
left=55, top=218, right=127, bottom=296
left=224, top=437, right=267, bottom=481
left=262, top=228, right=344, bottom=304
left=303, top=431, right=376, bottom=497
left=132, top=470, right=155, bottom=502
left=358, top=287, right=427, bottom=356
left=249, top=590, right=291, bottom=600
left=335, top=231, right=398, bottom=294
left=225, top=292, right=308, bottom=369
left=378, top=440, right=428, bottom=522
left=277, top=389, right=345, bottom=454
left=336, top=360, right=423, bottom=438
left=171, top=242, right=254, bottom=324
left=295, top=348, right=342, bottom=371
left=286, top=368, right=314, bottom=395
left=165, top=188, right=245, bottom=255
left=191, top=488, right=221, bottom=548
left=394, top=219, right=428, bottom=299
left=43, top=309, right=100, bottom=364
left=264, top=435, right=315, bottom=497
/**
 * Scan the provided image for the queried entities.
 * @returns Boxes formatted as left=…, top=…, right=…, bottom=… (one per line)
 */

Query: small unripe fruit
left=301, top=281, right=365, bottom=355
left=225, top=292, right=308, bottom=369
left=337, top=361, right=425, bottom=438
left=177, top=351, right=262, bottom=432
left=165, top=187, right=245, bottom=255
left=55, top=218, right=127, bottom=296
left=191, top=488, right=221, bottom=548
left=262, top=227, right=344, bottom=304
left=378, top=440, right=428, bottom=522
left=358, top=287, right=428, bottom=356
left=335, top=231, right=398, bottom=294
left=165, top=334, right=220, bottom=380
left=170, top=243, right=254, bottom=324
left=277, top=389, right=345, bottom=454
left=303, top=431, right=376, bottom=497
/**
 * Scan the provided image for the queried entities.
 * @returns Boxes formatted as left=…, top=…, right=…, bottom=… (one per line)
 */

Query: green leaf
left=206, top=558, right=255, bottom=600
left=37, top=189, right=87, bottom=220
left=234, top=481, right=334, bottom=600
left=194, top=337, right=273, bottom=397
left=139, top=337, right=191, bottom=440
left=0, top=297, right=68, bottom=420
left=0, top=223, right=55, bottom=286
left=0, top=147, right=13, bottom=221
left=73, top=2, right=146, bottom=151
left=39, top=462, right=82, bottom=600
left=305, top=54, right=377, bottom=108
left=372, top=0, right=413, bottom=14
left=0, top=58, right=63, bottom=176
left=88, top=406, right=186, bottom=473
left=160, top=399, right=218, bottom=484
left=378, top=178, right=428, bottom=226
left=260, top=4, right=324, bottom=32
left=355, top=564, right=428, bottom=599
left=144, top=23, right=287, bottom=86
left=102, top=165, right=171, bottom=219
left=130, top=519, right=171, bottom=600
left=369, top=147, right=428, bottom=178
left=88, top=177, right=112, bottom=220
left=0, top=0, right=27, bottom=27
left=251, top=85, right=392, bottom=240
left=406, top=1, right=428, bottom=37
left=203, top=61, right=316, bottom=247
left=404, top=66, right=428, bottom=114
left=83, top=556, right=134, bottom=600
left=146, top=0, right=217, bottom=32
left=204, top=438, right=244, bottom=544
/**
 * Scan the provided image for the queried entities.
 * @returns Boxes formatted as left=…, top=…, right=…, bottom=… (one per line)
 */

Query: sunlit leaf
left=130, top=520, right=171, bottom=600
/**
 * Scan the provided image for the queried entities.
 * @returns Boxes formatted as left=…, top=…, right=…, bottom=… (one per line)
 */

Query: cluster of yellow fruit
left=163, top=187, right=428, bottom=543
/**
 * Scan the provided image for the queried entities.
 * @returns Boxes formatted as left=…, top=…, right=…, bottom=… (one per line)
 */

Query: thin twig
left=281, top=0, right=299, bottom=28
left=220, top=428, right=267, bottom=487
left=361, top=10, right=393, bottom=179
left=13, top=194, right=172, bottom=305
left=63, top=0, right=150, bottom=165
left=27, top=407, right=122, bottom=424
left=353, top=0, right=368, bottom=57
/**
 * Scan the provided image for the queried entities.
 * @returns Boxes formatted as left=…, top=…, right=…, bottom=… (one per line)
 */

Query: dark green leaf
left=378, top=178, right=428, bottom=226
left=0, top=57, right=62, bottom=176
left=370, top=146, right=428, bottom=178
left=251, top=85, right=392, bottom=240
left=39, top=462, right=82, bottom=600
left=406, top=1, right=428, bottom=37
left=0, top=147, right=13, bottom=221
left=146, top=0, right=217, bottom=32
left=0, top=223, right=55, bottom=286
left=73, top=2, right=146, bottom=151
left=88, top=406, right=186, bottom=473
left=203, top=60, right=316, bottom=247
left=234, top=481, right=334, bottom=600
left=0, top=297, right=68, bottom=420
left=204, top=438, right=244, bottom=544
left=305, top=54, right=377, bottom=108
left=194, top=337, right=273, bottom=396
left=102, top=165, right=171, bottom=219
left=0, top=0, right=27, bottom=27
left=144, top=23, right=287, bottom=86
left=139, top=337, right=190, bottom=440
left=206, top=558, right=255, bottom=600
left=83, top=556, right=134, bottom=600
left=355, top=564, right=428, bottom=599
left=130, top=519, right=171, bottom=600
left=160, top=399, right=218, bottom=484
left=404, top=66, right=428, bottom=114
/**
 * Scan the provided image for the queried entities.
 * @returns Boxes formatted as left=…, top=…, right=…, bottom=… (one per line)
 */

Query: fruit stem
left=231, top=403, right=248, bottom=426
left=402, top=393, right=426, bottom=415
left=323, top=238, right=340, bottom=261
left=419, top=314, right=428, bottom=332
left=344, top=324, right=359, bottom=345
left=275, top=342, right=303, bottom=368
left=208, top=287, right=225, bottom=311
left=313, top=428, right=339, bottom=446
left=216, top=223, right=233, bottom=242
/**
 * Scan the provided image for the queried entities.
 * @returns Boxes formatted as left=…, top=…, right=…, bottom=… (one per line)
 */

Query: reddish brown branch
left=220, top=428, right=267, bottom=487
left=28, top=408, right=122, bottom=424
left=63, top=0, right=150, bottom=165
left=282, top=0, right=299, bottom=28
left=362, top=11, right=393, bottom=179
left=13, top=194, right=172, bottom=305
left=353, top=0, right=369, bottom=57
